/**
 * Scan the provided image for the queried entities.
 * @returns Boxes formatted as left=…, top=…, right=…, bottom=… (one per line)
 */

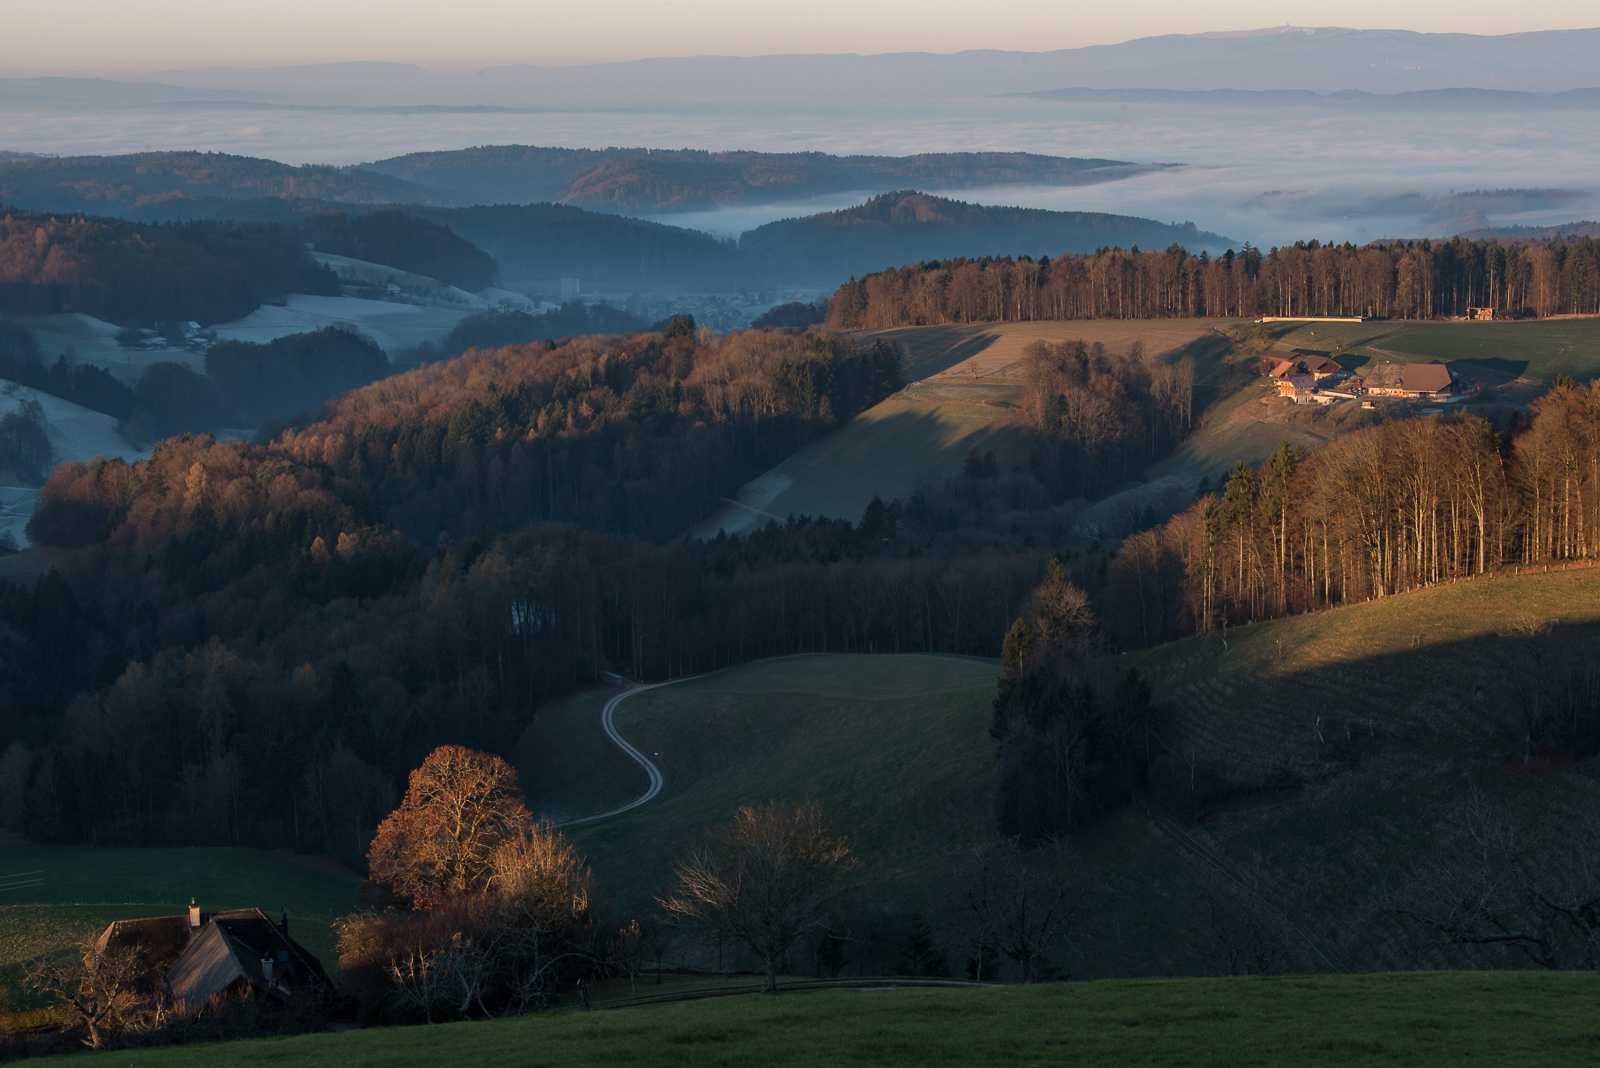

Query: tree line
left=829, top=234, right=1600, bottom=327
left=1105, top=380, right=1600, bottom=662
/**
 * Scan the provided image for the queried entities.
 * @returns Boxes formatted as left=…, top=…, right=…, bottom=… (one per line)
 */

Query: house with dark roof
left=95, top=899, right=329, bottom=1017
left=1361, top=361, right=1456, bottom=399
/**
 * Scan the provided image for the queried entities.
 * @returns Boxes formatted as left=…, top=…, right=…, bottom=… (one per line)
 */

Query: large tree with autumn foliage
left=367, top=745, right=531, bottom=908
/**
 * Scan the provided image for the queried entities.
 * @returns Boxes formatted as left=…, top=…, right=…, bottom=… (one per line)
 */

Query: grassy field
left=853, top=320, right=1249, bottom=380
left=514, top=687, right=648, bottom=823
left=0, top=845, right=361, bottom=979
left=1123, top=564, right=1600, bottom=970
left=559, top=654, right=1309, bottom=979
left=680, top=386, right=1023, bottom=538
left=1266, top=317, right=1600, bottom=396
left=545, top=567, right=1600, bottom=980
left=81, top=972, right=1600, bottom=1067
left=567, top=655, right=1000, bottom=913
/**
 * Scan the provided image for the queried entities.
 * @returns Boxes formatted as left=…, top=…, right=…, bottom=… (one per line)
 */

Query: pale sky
left=7, top=0, right=1598, bottom=77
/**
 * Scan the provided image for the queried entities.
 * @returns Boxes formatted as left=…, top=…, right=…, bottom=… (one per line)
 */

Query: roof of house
left=165, top=909, right=329, bottom=1015
left=1363, top=361, right=1453, bottom=393
left=1279, top=373, right=1317, bottom=391
left=1300, top=353, right=1342, bottom=374
left=95, top=916, right=194, bottom=990
left=1269, top=358, right=1297, bottom=378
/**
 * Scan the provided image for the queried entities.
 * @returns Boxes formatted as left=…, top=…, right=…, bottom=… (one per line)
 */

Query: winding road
left=557, top=680, right=689, bottom=827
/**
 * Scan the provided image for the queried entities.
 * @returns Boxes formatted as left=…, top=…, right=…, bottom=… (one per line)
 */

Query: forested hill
left=309, top=209, right=498, bottom=291
left=741, top=191, right=1234, bottom=287
left=0, top=151, right=450, bottom=216
left=411, top=203, right=770, bottom=291
left=0, top=210, right=338, bottom=324
left=32, top=325, right=906, bottom=550
left=3, top=324, right=911, bottom=856
left=361, top=147, right=1150, bottom=214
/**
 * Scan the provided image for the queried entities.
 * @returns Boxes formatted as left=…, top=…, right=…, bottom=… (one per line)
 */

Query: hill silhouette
left=363, top=146, right=1151, bottom=214
left=741, top=191, right=1236, bottom=286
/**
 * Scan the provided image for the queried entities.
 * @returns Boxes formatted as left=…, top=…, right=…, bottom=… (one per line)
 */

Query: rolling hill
left=533, top=564, right=1600, bottom=980
left=411, top=203, right=770, bottom=292
left=361, top=147, right=1154, bottom=215
left=0, top=151, right=448, bottom=215
left=740, top=191, right=1236, bottom=286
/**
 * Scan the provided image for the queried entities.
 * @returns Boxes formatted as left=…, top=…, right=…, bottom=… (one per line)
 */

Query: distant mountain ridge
left=110, top=27, right=1600, bottom=106
left=362, top=147, right=1153, bottom=215
left=1013, top=86, right=1600, bottom=108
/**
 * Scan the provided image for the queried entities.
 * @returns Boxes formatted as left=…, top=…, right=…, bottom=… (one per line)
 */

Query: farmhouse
left=95, top=899, right=329, bottom=1016
left=1361, top=361, right=1456, bottom=399
left=1276, top=372, right=1318, bottom=402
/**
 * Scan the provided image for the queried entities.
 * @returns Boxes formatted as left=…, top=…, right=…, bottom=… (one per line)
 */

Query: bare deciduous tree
left=26, top=937, right=144, bottom=1049
left=955, top=838, right=1081, bottom=983
left=658, top=801, right=857, bottom=992
left=1375, top=786, right=1600, bottom=970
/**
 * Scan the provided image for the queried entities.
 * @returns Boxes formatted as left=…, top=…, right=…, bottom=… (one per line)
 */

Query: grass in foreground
left=86, top=972, right=1600, bottom=1068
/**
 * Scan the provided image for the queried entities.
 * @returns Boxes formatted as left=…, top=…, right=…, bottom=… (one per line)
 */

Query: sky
left=11, top=1, right=1600, bottom=76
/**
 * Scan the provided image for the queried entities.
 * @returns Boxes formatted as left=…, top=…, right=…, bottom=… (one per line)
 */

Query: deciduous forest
left=829, top=234, right=1600, bottom=326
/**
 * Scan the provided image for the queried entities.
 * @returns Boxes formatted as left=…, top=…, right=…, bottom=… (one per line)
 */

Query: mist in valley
left=4, top=92, right=1597, bottom=249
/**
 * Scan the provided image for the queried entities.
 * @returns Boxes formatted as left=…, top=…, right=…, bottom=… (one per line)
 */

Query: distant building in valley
left=560, top=278, right=581, bottom=301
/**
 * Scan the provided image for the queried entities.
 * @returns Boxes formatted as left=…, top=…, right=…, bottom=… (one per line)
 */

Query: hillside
left=681, top=385, right=1024, bottom=539
left=539, top=565, right=1600, bottom=978
left=413, top=203, right=771, bottom=292
left=68, top=974, right=1600, bottom=1067
left=685, top=319, right=1240, bottom=540
left=0, top=210, right=339, bottom=325
left=741, top=191, right=1235, bottom=287
left=0, top=151, right=449, bottom=216
left=362, top=147, right=1151, bottom=214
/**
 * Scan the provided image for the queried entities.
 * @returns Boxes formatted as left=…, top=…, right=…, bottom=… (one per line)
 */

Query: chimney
left=279, top=907, right=289, bottom=936
left=261, top=957, right=275, bottom=983
left=189, top=897, right=200, bottom=929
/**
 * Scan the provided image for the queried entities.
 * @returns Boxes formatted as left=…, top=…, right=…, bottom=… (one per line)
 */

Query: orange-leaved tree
left=368, top=745, right=531, bottom=908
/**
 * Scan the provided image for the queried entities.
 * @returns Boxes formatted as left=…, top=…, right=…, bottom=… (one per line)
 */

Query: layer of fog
left=5, top=93, right=1596, bottom=249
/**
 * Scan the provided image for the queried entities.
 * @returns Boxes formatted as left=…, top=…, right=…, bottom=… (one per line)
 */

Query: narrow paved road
left=558, top=680, right=688, bottom=827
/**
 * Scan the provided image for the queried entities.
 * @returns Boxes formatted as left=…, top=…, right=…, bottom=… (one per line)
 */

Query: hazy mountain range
left=5, top=26, right=1600, bottom=113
